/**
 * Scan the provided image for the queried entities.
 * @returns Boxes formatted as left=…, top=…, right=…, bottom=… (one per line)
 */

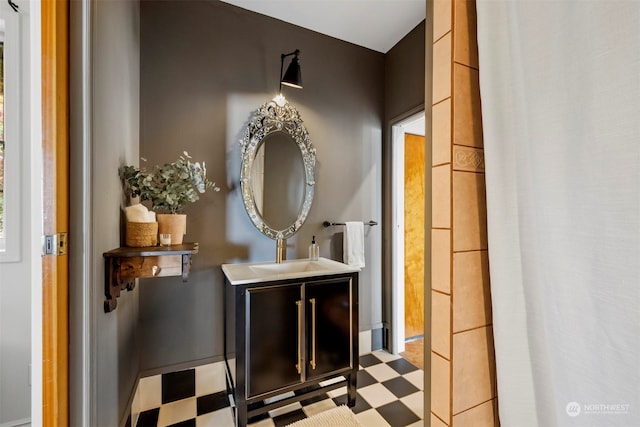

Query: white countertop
left=221, top=257, right=360, bottom=285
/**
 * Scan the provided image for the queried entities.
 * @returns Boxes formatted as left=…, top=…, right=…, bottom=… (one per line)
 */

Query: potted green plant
left=119, top=151, right=220, bottom=244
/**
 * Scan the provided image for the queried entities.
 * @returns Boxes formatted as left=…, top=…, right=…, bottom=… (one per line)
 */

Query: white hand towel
left=125, top=204, right=151, bottom=222
left=343, top=221, right=365, bottom=268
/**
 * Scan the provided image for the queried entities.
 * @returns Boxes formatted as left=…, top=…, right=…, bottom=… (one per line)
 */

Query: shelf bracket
left=104, top=257, right=136, bottom=312
left=103, top=243, right=198, bottom=312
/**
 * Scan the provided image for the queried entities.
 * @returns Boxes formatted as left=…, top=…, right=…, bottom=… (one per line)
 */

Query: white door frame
left=390, top=111, right=425, bottom=354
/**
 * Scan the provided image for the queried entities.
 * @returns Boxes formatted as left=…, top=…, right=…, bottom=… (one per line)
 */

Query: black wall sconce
left=279, top=49, right=303, bottom=92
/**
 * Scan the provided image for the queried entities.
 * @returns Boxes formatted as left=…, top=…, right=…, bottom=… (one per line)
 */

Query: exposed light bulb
left=273, top=93, right=287, bottom=106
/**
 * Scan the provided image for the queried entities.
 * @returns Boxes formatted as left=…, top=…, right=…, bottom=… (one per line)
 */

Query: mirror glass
left=241, top=98, right=315, bottom=240
left=250, top=131, right=305, bottom=230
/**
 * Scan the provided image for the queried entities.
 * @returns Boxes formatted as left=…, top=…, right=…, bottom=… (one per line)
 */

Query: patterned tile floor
left=136, top=350, right=424, bottom=427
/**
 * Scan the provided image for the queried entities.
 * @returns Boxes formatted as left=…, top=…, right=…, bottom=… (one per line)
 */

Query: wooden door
left=404, top=133, right=425, bottom=339
left=42, top=0, right=69, bottom=425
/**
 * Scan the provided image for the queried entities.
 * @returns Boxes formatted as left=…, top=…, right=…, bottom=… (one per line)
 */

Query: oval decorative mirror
left=240, top=97, right=316, bottom=241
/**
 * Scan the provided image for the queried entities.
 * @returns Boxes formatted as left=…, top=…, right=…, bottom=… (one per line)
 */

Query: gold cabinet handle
left=296, top=300, right=302, bottom=374
left=310, top=298, right=317, bottom=370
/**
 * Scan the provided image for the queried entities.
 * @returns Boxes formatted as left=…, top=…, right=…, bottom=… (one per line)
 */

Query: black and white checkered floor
left=134, top=350, right=424, bottom=427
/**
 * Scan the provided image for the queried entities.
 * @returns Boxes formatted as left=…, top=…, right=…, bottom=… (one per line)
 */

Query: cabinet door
left=247, top=284, right=302, bottom=397
left=305, top=278, right=353, bottom=379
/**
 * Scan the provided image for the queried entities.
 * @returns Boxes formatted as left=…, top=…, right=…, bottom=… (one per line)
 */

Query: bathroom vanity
left=223, top=97, right=362, bottom=426
left=222, top=258, right=360, bottom=427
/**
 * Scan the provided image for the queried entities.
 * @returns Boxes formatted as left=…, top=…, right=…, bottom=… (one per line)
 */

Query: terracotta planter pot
left=157, top=214, right=187, bottom=245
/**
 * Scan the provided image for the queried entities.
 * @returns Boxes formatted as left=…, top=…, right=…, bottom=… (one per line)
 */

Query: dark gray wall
left=70, top=1, right=140, bottom=426
left=139, top=0, right=385, bottom=372
left=385, top=21, right=426, bottom=122
left=381, top=21, right=426, bottom=337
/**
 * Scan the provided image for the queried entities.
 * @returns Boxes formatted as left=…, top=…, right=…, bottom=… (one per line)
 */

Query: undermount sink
left=250, top=260, right=329, bottom=275
left=222, top=257, right=360, bottom=285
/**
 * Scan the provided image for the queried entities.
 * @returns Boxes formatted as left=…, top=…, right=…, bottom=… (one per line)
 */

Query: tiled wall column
left=430, top=0, right=498, bottom=426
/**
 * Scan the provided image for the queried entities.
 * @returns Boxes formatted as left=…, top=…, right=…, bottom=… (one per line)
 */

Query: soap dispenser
left=308, top=235, right=319, bottom=261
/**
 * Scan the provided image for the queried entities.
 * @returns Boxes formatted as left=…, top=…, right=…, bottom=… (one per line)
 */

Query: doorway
left=391, top=111, right=425, bottom=366
left=0, top=3, right=43, bottom=425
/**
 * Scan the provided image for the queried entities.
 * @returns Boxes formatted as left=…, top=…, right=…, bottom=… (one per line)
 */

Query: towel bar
left=323, top=220, right=378, bottom=228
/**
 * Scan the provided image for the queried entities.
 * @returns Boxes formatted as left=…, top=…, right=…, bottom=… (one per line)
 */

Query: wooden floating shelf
left=103, top=242, right=199, bottom=312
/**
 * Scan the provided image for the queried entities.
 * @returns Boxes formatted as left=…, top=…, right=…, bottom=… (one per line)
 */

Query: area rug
left=285, top=405, right=362, bottom=427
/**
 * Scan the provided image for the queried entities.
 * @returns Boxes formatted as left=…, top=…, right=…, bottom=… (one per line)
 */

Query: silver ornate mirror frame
left=240, top=97, right=316, bottom=240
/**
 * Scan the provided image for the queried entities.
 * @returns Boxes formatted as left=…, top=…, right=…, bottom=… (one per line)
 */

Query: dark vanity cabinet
left=224, top=271, right=358, bottom=427
left=304, top=279, right=354, bottom=380
left=246, top=283, right=303, bottom=397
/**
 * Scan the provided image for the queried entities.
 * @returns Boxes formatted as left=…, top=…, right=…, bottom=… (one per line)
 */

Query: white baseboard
left=359, top=330, right=372, bottom=355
